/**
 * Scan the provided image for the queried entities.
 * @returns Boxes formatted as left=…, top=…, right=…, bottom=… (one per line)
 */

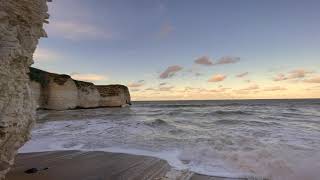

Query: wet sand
left=6, top=151, right=245, bottom=180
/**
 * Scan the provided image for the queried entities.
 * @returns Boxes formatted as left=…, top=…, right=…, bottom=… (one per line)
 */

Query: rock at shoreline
left=29, top=67, right=131, bottom=110
left=0, top=0, right=49, bottom=179
left=75, top=80, right=100, bottom=108
left=96, top=85, right=131, bottom=107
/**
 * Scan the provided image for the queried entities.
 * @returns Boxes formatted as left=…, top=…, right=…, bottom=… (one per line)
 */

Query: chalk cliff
left=0, top=0, right=49, bottom=179
left=96, top=85, right=132, bottom=107
left=29, top=68, right=131, bottom=110
left=75, top=80, right=100, bottom=108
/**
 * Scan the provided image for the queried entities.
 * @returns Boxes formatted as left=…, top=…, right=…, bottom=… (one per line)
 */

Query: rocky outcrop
left=96, top=85, right=131, bottom=107
left=74, top=80, right=100, bottom=108
left=0, top=0, right=49, bottom=179
left=29, top=67, right=78, bottom=110
left=29, top=68, right=131, bottom=110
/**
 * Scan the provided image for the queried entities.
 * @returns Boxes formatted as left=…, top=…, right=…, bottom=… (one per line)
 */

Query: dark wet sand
left=7, top=151, right=243, bottom=180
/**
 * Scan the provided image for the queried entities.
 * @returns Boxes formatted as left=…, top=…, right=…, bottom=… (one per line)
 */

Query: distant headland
left=29, top=67, right=131, bottom=110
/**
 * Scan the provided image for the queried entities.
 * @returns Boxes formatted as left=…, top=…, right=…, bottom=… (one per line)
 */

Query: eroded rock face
left=0, top=0, right=48, bottom=179
left=75, top=81, right=100, bottom=108
left=96, top=85, right=132, bottom=107
left=29, top=67, right=78, bottom=110
left=29, top=68, right=131, bottom=110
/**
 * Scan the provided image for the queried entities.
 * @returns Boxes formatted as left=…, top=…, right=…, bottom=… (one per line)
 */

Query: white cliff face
left=0, top=0, right=48, bottom=179
left=75, top=81, right=100, bottom=108
left=44, top=77, right=78, bottom=110
left=30, top=81, right=42, bottom=109
left=96, top=85, right=132, bottom=107
left=29, top=68, right=131, bottom=110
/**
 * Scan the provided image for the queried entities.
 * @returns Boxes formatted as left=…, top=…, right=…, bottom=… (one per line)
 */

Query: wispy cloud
left=263, top=86, right=287, bottom=91
left=159, top=86, right=174, bottom=91
left=208, top=74, right=227, bottom=82
left=128, top=80, right=145, bottom=88
left=273, top=69, right=314, bottom=81
left=194, top=56, right=240, bottom=66
left=239, top=84, right=260, bottom=91
left=48, top=21, right=113, bottom=40
left=210, top=86, right=231, bottom=93
left=236, top=72, right=249, bottom=78
left=303, top=76, right=320, bottom=83
left=214, top=56, right=240, bottom=65
left=159, top=82, right=167, bottom=86
left=145, top=88, right=156, bottom=91
left=33, top=48, right=61, bottom=62
left=194, top=56, right=213, bottom=66
left=131, top=89, right=141, bottom=92
left=159, top=65, right=183, bottom=79
left=71, top=73, right=108, bottom=82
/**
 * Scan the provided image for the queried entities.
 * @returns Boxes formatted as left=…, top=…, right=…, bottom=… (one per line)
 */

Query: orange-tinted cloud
left=273, top=69, right=313, bottom=81
left=303, top=76, right=320, bottom=83
left=159, top=65, right=183, bottom=79
left=208, top=74, right=227, bottom=82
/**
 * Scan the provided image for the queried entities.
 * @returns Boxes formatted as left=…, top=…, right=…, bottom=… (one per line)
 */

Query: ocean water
left=20, top=99, right=320, bottom=179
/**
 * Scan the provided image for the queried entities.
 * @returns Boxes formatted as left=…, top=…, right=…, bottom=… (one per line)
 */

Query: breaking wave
left=21, top=99, right=320, bottom=179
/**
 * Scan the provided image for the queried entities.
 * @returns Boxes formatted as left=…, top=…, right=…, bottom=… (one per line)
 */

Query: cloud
left=159, top=82, right=167, bottom=86
left=305, top=86, right=320, bottom=91
left=214, top=56, right=240, bottom=65
left=159, top=86, right=174, bottom=91
left=71, top=73, right=107, bottom=82
left=273, top=73, right=287, bottom=81
left=33, top=48, right=61, bottom=62
left=273, top=69, right=314, bottom=81
left=208, top=74, right=227, bottom=82
left=194, top=56, right=213, bottom=66
left=239, top=84, right=260, bottom=91
left=160, top=23, right=174, bottom=36
left=128, top=80, right=145, bottom=88
left=303, top=76, right=320, bottom=83
left=145, top=88, right=156, bottom=91
left=233, top=84, right=259, bottom=94
left=159, top=65, right=183, bottom=79
left=263, top=86, right=287, bottom=91
left=48, top=21, right=113, bottom=40
left=210, top=86, right=231, bottom=93
left=236, top=72, right=249, bottom=78
left=131, top=89, right=141, bottom=92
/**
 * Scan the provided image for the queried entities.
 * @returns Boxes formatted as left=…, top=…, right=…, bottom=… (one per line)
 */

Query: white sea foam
left=20, top=100, right=320, bottom=179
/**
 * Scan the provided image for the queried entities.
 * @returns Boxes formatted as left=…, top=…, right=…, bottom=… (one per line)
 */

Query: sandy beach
left=6, top=151, right=244, bottom=180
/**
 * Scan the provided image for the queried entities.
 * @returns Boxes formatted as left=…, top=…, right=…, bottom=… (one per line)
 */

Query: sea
left=20, top=99, right=320, bottom=180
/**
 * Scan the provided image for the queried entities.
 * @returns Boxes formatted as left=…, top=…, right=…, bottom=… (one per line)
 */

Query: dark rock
left=24, top=168, right=38, bottom=174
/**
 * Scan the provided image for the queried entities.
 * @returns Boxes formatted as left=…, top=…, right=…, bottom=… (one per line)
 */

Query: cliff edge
left=29, top=67, right=131, bottom=110
left=0, top=0, right=49, bottom=179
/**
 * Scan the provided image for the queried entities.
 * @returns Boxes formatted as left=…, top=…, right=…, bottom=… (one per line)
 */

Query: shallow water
left=20, top=99, right=320, bottom=179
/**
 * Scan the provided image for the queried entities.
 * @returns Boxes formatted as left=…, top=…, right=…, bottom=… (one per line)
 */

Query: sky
left=33, top=0, right=320, bottom=100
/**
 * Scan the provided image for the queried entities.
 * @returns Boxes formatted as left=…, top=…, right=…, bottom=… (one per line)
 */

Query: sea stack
left=29, top=67, right=131, bottom=110
left=0, top=0, right=49, bottom=179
